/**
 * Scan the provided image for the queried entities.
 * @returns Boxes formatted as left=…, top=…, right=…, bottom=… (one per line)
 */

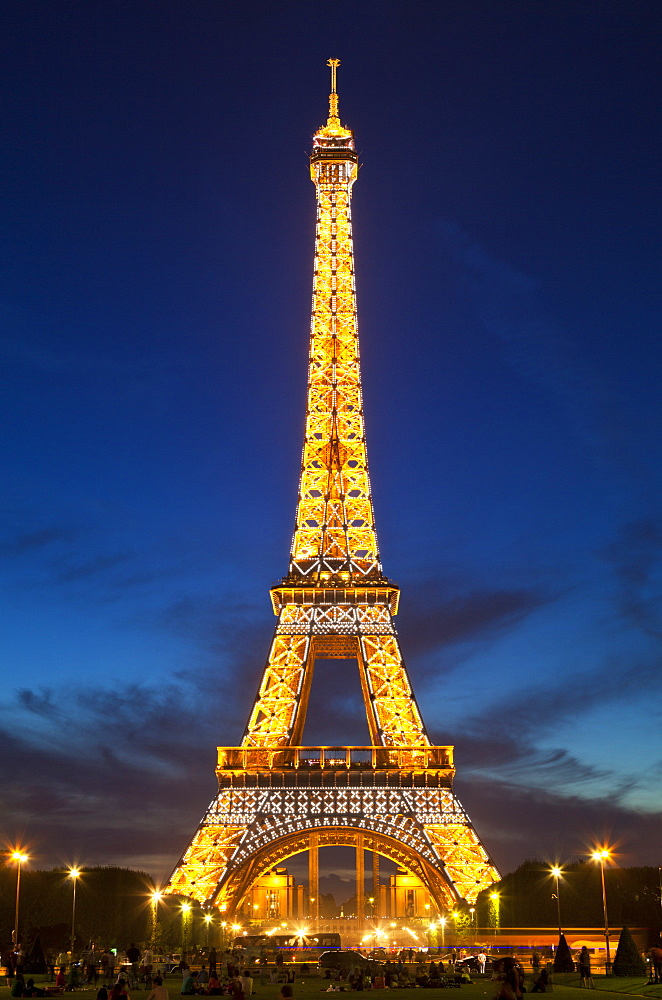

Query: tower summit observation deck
left=164, top=59, right=499, bottom=921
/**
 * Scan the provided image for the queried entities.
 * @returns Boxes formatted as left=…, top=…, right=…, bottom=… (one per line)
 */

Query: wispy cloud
left=457, top=774, right=662, bottom=872
left=601, top=517, right=662, bottom=638
left=398, top=577, right=555, bottom=657
left=0, top=527, right=74, bottom=557
left=55, top=551, right=133, bottom=582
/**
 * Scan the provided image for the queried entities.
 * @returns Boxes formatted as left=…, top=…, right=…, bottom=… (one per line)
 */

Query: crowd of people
left=0, top=945, right=269, bottom=1000
left=323, top=957, right=466, bottom=991
left=4, top=938, right=661, bottom=998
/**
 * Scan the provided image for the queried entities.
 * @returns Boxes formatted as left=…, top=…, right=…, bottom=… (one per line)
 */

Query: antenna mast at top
left=326, top=57, right=341, bottom=125
left=327, top=57, right=340, bottom=93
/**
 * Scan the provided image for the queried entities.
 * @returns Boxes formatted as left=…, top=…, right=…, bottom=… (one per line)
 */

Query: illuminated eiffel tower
left=165, top=60, right=499, bottom=920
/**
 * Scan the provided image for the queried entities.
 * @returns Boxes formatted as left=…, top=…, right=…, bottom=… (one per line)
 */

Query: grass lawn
left=2, top=974, right=662, bottom=1000
left=552, top=976, right=662, bottom=999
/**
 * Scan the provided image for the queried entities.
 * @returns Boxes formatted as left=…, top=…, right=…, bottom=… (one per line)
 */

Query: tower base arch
left=164, top=745, right=499, bottom=914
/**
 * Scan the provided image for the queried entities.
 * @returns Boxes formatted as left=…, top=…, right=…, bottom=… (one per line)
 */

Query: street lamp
left=68, top=869, right=81, bottom=962
left=450, top=911, right=458, bottom=950
left=151, top=891, right=163, bottom=949
left=489, top=893, right=500, bottom=937
left=469, top=907, right=476, bottom=937
left=10, top=851, right=29, bottom=947
left=204, top=912, right=213, bottom=946
left=591, top=850, right=612, bottom=973
left=182, top=903, right=192, bottom=960
left=550, top=867, right=563, bottom=936
left=439, top=917, right=446, bottom=948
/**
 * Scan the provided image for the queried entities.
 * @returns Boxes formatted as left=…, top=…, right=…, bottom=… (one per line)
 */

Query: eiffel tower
left=165, top=60, right=499, bottom=921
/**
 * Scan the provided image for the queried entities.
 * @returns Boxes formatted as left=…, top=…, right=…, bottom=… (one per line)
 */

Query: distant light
left=551, top=867, right=562, bottom=878
left=69, top=868, right=81, bottom=879
left=182, top=903, right=192, bottom=913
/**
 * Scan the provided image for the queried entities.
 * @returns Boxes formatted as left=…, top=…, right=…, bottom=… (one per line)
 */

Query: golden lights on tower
left=163, top=59, right=499, bottom=920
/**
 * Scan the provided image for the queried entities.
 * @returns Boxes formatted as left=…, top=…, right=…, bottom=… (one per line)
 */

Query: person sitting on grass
left=238, top=971, right=253, bottom=997
left=24, top=979, right=46, bottom=997
left=66, top=966, right=81, bottom=992
left=493, top=958, right=522, bottom=1000
left=531, top=968, right=549, bottom=993
left=181, top=972, right=196, bottom=996
left=110, top=980, right=130, bottom=1000
left=206, top=973, right=221, bottom=996
left=11, top=974, right=26, bottom=997
left=146, top=975, right=169, bottom=1000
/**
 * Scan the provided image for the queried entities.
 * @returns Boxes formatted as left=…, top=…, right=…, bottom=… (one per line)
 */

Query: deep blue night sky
left=1, top=1, right=660, bottom=889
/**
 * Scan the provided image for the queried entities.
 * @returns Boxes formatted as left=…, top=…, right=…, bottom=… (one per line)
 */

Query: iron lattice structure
left=165, top=60, right=499, bottom=914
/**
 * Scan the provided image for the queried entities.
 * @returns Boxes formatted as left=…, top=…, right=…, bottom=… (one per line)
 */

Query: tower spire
left=327, top=57, right=340, bottom=126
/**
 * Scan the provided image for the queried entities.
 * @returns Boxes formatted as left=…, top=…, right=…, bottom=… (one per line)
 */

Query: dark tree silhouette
left=553, top=933, right=575, bottom=973
left=613, top=926, right=646, bottom=977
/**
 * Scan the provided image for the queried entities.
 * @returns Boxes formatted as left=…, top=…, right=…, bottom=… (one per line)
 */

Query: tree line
left=475, top=860, right=662, bottom=936
left=0, top=866, right=199, bottom=953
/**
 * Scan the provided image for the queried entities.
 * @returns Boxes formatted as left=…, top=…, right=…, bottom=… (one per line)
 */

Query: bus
left=232, top=932, right=342, bottom=964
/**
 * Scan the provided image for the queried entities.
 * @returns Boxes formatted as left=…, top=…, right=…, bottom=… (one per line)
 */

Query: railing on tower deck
left=216, top=745, right=454, bottom=772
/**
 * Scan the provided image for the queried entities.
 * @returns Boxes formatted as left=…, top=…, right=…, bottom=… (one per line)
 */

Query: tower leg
left=309, top=832, right=319, bottom=930
left=356, top=834, right=365, bottom=936
left=372, top=852, right=380, bottom=919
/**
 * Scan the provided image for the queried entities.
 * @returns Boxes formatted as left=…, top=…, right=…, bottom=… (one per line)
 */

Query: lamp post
left=440, top=917, right=446, bottom=949
left=182, top=903, right=192, bottom=961
left=550, top=867, right=563, bottom=936
left=11, top=851, right=29, bottom=948
left=204, top=913, right=212, bottom=946
left=591, top=850, right=612, bottom=973
left=489, top=893, right=500, bottom=947
left=68, top=869, right=81, bottom=962
left=450, top=911, right=458, bottom=950
left=469, top=907, right=476, bottom=939
left=151, top=891, right=163, bottom=949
